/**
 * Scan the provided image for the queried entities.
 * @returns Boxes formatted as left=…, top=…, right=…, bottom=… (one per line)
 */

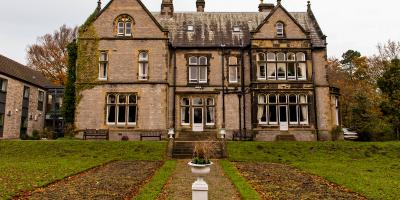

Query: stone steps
left=172, top=141, right=224, bottom=159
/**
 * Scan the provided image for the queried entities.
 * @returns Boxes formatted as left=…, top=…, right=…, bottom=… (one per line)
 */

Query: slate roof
left=0, top=54, right=55, bottom=89
left=153, top=11, right=326, bottom=48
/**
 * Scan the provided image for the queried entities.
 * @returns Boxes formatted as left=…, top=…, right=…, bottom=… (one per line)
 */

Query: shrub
left=63, top=123, right=76, bottom=138
left=330, top=126, right=343, bottom=141
left=30, top=130, right=41, bottom=140
left=121, top=136, right=129, bottom=141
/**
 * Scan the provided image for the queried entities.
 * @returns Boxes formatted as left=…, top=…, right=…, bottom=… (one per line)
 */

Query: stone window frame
left=138, top=50, right=149, bottom=81
left=37, top=89, right=45, bottom=111
left=98, top=51, right=109, bottom=81
left=228, top=55, right=240, bottom=84
left=257, top=93, right=309, bottom=126
left=276, top=21, right=285, bottom=38
left=179, top=96, right=216, bottom=128
left=106, top=93, right=138, bottom=127
left=114, top=14, right=135, bottom=37
left=186, top=54, right=211, bottom=86
left=257, top=51, right=307, bottom=81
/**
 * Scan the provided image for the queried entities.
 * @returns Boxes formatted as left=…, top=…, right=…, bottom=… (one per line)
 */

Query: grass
left=220, top=160, right=261, bottom=200
left=0, top=140, right=167, bottom=199
left=134, top=160, right=177, bottom=200
left=227, top=141, right=400, bottom=200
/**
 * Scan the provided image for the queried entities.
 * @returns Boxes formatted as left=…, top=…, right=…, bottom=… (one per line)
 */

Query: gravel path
left=158, top=160, right=241, bottom=200
left=235, top=162, right=367, bottom=200
left=23, top=161, right=162, bottom=200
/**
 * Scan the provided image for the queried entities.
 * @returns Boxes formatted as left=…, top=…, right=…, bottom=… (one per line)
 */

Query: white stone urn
left=188, top=161, right=213, bottom=200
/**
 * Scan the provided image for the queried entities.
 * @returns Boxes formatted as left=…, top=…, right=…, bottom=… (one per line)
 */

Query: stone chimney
left=161, top=0, right=174, bottom=17
left=196, top=0, right=205, bottom=12
left=258, top=0, right=274, bottom=12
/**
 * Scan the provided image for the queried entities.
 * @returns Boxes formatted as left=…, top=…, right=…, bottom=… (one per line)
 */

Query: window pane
left=0, top=80, right=7, bottom=92
left=277, top=63, right=286, bottom=79
left=229, top=56, right=238, bottom=65
left=297, top=63, right=306, bottom=80
left=199, top=67, right=207, bottom=82
left=118, top=106, right=126, bottom=123
left=189, top=57, right=198, bottom=65
left=38, top=91, right=44, bottom=102
left=108, top=94, right=116, bottom=104
left=0, top=114, right=4, bottom=126
left=189, top=66, right=198, bottom=82
left=299, top=95, right=307, bottom=103
left=289, top=105, right=298, bottom=123
left=199, top=57, right=207, bottom=65
left=289, top=95, right=297, bottom=103
left=125, top=22, right=132, bottom=35
left=267, top=53, right=275, bottom=61
left=296, top=52, right=306, bottom=61
left=287, top=63, right=296, bottom=79
left=269, top=95, right=277, bottom=103
left=100, top=52, right=108, bottom=61
left=129, top=95, right=136, bottom=104
left=277, top=53, right=285, bottom=61
left=206, top=98, right=214, bottom=106
left=206, top=107, right=215, bottom=124
left=267, top=63, right=276, bottom=80
left=24, top=87, right=30, bottom=98
left=259, top=95, right=266, bottom=104
left=258, top=53, right=266, bottom=61
left=128, top=105, right=136, bottom=123
left=182, top=98, right=190, bottom=106
left=118, top=22, right=124, bottom=35
left=300, top=105, right=308, bottom=124
left=139, top=63, right=148, bottom=79
left=269, top=105, right=277, bottom=123
left=259, top=63, right=266, bottom=79
left=108, top=105, right=116, bottom=123
left=258, top=105, right=267, bottom=123
left=287, top=53, right=296, bottom=61
left=181, top=107, right=190, bottom=124
left=279, top=95, right=287, bottom=104
left=119, top=95, right=127, bottom=104
left=193, top=98, right=203, bottom=106
left=229, top=66, right=238, bottom=82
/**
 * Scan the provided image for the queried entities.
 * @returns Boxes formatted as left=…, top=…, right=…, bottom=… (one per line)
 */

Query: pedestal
left=192, top=177, right=208, bottom=200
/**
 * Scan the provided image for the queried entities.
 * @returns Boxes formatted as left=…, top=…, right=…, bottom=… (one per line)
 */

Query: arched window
left=267, top=53, right=275, bottom=61
left=258, top=53, right=266, bottom=61
left=276, top=22, right=284, bottom=37
left=296, top=52, right=306, bottom=61
left=116, top=15, right=133, bottom=36
left=138, top=51, right=148, bottom=80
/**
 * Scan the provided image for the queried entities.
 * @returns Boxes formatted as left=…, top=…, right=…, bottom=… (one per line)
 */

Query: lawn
left=0, top=140, right=167, bottom=199
left=227, top=141, right=400, bottom=200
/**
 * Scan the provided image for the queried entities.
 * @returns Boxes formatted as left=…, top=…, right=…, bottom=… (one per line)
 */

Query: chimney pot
left=161, top=0, right=174, bottom=17
left=259, top=1, right=275, bottom=12
left=196, top=0, right=205, bottom=12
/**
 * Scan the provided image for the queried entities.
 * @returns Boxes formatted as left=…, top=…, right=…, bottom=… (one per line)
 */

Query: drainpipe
left=312, top=49, right=319, bottom=141
left=241, top=44, right=246, bottom=135
left=248, top=47, right=254, bottom=129
left=173, top=47, right=177, bottom=132
left=221, top=45, right=226, bottom=128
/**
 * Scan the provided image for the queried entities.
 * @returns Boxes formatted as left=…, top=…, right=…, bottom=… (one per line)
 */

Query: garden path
left=157, top=159, right=241, bottom=200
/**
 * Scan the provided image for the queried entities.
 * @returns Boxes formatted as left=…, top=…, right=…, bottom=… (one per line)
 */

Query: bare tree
left=27, top=25, right=78, bottom=85
left=377, top=40, right=400, bottom=61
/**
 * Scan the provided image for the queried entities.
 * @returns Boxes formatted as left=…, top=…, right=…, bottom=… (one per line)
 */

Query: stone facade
left=0, top=74, right=46, bottom=139
left=75, top=0, right=340, bottom=141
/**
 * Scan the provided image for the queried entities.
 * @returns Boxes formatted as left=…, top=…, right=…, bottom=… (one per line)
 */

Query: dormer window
left=116, top=15, right=134, bottom=37
left=233, top=26, right=241, bottom=32
left=187, top=25, right=194, bottom=32
left=276, top=22, right=284, bottom=38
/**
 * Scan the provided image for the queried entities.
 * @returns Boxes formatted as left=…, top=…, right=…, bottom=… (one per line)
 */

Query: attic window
left=187, top=25, right=194, bottom=31
left=233, top=26, right=241, bottom=32
left=276, top=22, right=284, bottom=38
left=115, top=15, right=134, bottom=37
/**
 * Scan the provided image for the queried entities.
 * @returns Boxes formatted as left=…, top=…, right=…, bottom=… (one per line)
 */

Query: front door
left=192, top=107, right=204, bottom=132
left=279, top=105, right=288, bottom=131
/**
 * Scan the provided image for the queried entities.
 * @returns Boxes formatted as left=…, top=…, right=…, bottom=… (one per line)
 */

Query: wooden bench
left=83, top=129, right=109, bottom=140
left=140, top=132, right=162, bottom=141
left=232, top=130, right=255, bottom=141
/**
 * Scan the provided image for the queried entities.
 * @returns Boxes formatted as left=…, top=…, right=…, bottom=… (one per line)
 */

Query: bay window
left=257, top=52, right=307, bottom=81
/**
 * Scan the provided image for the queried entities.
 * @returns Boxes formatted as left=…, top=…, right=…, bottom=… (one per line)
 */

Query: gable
left=253, top=6, right=308, bottom=39
left=93, top=0, right=167, bottom=38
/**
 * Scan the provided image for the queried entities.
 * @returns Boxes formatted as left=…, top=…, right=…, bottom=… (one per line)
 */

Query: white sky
left=0, top=0, right=399, bottom=64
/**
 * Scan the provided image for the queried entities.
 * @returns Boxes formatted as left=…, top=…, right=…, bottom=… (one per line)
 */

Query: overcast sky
left=0, top=0, right=399, bottom=64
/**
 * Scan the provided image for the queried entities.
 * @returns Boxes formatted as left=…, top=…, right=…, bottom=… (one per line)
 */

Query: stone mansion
left=75, top=0, right=340, bottom=141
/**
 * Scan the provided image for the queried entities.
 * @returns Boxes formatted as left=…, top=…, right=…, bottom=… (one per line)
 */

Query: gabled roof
left=154, top=11, right=326, bottom=48
left=0, top=54, right=55, bottom=89
left=252, top=3, right=308, bottom=35
left=97, top=0, right=168, bottom=33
